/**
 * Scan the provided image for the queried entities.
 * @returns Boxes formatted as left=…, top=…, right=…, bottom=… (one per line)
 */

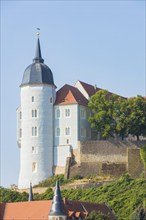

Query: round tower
left=17, top=35, right=56, bottom=189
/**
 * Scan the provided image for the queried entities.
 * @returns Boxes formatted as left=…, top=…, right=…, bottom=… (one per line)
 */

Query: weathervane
left=36, top=28, right=40, bottom=37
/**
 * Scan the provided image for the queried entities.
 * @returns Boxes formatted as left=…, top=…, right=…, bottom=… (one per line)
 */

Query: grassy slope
left=0, top=175, right=146, bottom=220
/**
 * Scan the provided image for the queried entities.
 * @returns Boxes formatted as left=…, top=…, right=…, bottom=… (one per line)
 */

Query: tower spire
left=33, top=28, right=44, bottom=63
left=28, top=182, right=33, bottom=202
left=48, top=181, right=66, bottom=219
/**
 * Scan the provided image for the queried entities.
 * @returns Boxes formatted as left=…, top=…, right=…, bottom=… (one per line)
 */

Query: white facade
left=18, top=85, right=56, bottom=188
left=17, top=38, right=94, bottom=189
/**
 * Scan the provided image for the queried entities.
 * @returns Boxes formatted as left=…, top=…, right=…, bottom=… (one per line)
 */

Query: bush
left=86, top=210, right=110, bottom=220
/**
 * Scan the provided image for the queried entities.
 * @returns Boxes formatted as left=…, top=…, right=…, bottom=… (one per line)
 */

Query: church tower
left=17, top=34, right=56, bottom=189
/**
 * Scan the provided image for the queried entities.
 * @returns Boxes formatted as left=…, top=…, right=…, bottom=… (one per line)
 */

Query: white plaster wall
left=54, top=104, right=78, bottom=148
left=18, top=85, right=56, bottom=189
left=74, top=81, right=89, bottom=100
left=54, top=145, right=71, bottom=166
left=16, top=106, right=21, bottom=148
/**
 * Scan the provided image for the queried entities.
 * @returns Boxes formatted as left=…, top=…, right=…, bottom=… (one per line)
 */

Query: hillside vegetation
left=0, top=174, right=146, bottom=220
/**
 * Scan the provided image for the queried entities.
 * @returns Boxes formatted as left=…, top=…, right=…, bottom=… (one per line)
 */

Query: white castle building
left=17, top=37, right=99, bottom=189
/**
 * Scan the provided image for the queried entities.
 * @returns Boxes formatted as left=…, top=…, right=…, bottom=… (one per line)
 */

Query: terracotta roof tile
left=0, top=200, right=117, bottom=220
left=55, top=84, right=89, bottom=106
left=0, top=201, right=52, bottom=220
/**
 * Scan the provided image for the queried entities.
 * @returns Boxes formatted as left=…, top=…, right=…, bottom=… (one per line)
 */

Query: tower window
left=32, top=109, right=38, bottom=118
left=32, top=96, right=34, bottom=102
left=32, top=146, right=37, bottom=154
left=19, top=128, right=22, bottom=138
left=32, top=162, right=37, bottom=172
left=65, top=108, right=70, bottom=117
left=67, top=139, right=69, bottom=144
left=32, top=127, right=38, bottom=136
left=65, top=127, right=70, bottom=136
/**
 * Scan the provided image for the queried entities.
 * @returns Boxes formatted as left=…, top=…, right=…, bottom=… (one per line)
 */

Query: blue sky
left=1, top=0, right=145, bottom=188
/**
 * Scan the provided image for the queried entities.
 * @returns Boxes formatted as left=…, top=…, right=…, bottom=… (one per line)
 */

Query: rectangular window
left=50, top=97, right=53, bottom=103
left=32, top=146, right=37, bottom=154
left=65, top=127, right=70, bottom=136
left=56, top=128, right=60, bottom=137
left=32, top=96, right=34, bottom=102
left=87, top=129, right=91, bottom=138
left=19, top=128, right=22, bottom=138
left=80, top=109, right=86, bottom=119
left=32, top=109, right=37, bottom=118
left=32, top=127, right=38, bottom=136
left=81, top=127, right=86, bottom=137
left=32, top=162, right=37, bottom=172
left=56, top=109, right=60, bottom=118
left=65, top=108, right=70, bottom=117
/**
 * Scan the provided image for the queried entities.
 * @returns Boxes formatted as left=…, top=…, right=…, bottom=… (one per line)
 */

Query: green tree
left=86, top=210, right=111, bottom=220
left=127, top=96, right=146, bottom=140
left=88, top=90, right=119, bottom=139
left=113, top=96, right=128, bottom=139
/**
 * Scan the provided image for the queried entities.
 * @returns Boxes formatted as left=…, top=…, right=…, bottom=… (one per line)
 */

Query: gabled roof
left=0, top=201, right=52, bottom=220
left=0, top=200, right=117, bottom=220
left=55, top=84, right=89, bottom=106
left=78, top=81, right=101, bottom=97
left=78, top=80, right=126, bottom=99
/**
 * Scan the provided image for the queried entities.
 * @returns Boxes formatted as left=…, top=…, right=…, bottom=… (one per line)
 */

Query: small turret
left=28, top=182, right=33, bottom=202
left=48, top=181, right=67, bottom=220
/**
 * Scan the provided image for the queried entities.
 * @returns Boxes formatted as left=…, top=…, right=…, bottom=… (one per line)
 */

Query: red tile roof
left=78, top=81, right=101, bottom=97
left=0, top=200, right=51, bottom=220
left=0, top=199, right=117, bottom=220
left=78, top=81, right=126, bottom=99
left=55, top=84, right=89, bottom=106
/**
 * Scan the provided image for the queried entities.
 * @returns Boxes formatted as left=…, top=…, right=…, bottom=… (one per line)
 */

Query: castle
left=17, top=36, right=100, bottom=189
left=17, top=36, right=145, bottom=189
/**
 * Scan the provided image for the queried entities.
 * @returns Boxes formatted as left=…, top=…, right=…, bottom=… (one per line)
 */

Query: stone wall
left=128, top=148, right=143, bottom=177
left=69, top=140, right=146, bottom=178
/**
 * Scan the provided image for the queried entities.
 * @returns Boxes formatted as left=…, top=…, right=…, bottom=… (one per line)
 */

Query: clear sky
left=1, top=0, right=145, bottom=188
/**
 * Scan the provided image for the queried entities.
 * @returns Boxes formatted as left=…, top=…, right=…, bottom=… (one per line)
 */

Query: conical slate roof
left=49, top=181, right=66, bottom=217
left=21, top=37, right=54, bottom=87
